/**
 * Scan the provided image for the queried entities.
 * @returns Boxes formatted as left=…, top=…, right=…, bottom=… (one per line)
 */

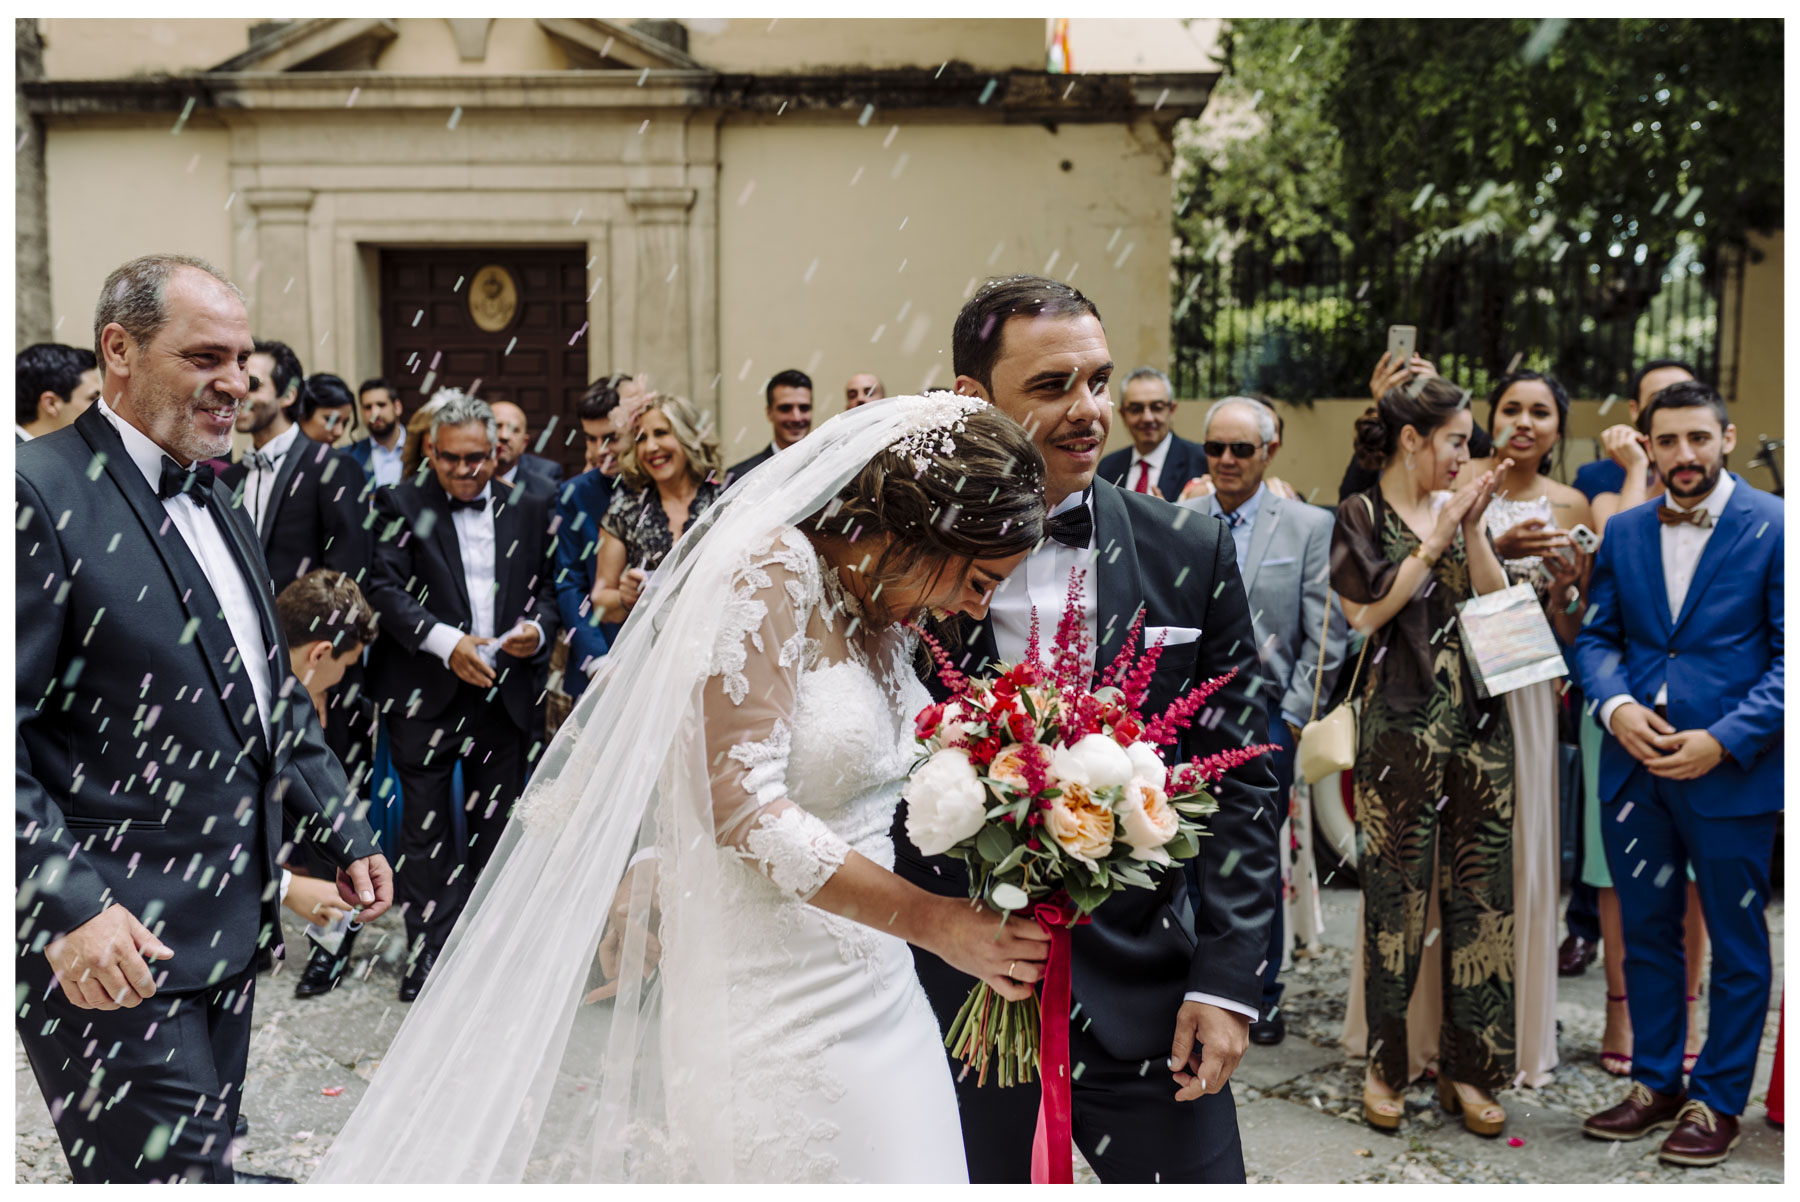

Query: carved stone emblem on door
left=469, top=264, right=519, bottom=332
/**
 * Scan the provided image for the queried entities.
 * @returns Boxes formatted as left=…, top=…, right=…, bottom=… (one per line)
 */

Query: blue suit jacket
left=1097, top=433, right=1206, bottom=499
left=552, top=469, right=617, bottom=696
left=1572, top=457, right=1626, bottom=502
left=1573, top=474, right=1783, bottom=816
left=346, top=436, right=375, bottom=475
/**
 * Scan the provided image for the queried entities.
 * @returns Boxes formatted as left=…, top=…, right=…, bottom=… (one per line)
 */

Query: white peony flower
left=1047, top=742, right=1090, bottom=788
left=938, top=700, right=978, bottom=747
left=1118, top=777, right=1180, bottom=864
left=1124, top=741, right=1168, bottom=790
left=903, top=747, right=988, bottom=855
left=1064, top=732, right=1135, bottom=790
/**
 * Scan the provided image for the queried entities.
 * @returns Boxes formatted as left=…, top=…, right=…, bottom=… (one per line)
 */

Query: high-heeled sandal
left=1438, top=1075, right=1506, bottom=1137
left=1600, top=993, right=1633, bottom=1077
left=1363, top=1072, right=1404, bottom=1132
left=1683, top=993, right=1701, bottom=1073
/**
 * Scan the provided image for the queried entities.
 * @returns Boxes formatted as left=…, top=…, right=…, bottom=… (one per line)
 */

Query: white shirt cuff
left=519, top=618, right=546, bottom=656
left=279, top=867, right=292, bottom=905
left=1598, top=694, right=1636, bottom=736
left=1279, top=712, right=1306, bottom=733
left=421, top=622, right=465, bottom=668
left=1183, top=990, right=1260, bottom=1020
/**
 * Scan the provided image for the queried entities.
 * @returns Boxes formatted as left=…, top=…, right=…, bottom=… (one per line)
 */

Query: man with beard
left=489, top=396, right=562, bottom=500
left=1576, top=381, right=1783, bottom=1168
left=724, top=368, right=813, bottom=485
left=15, top=253, right=391, bottom=1182
left=1096, top=366, right=1204, bottom=498
left=892, top=275, right=1278, bottom=1183
left=348, top=378, right=406, bottom=488
left=218, top=339, right=371, bottom=591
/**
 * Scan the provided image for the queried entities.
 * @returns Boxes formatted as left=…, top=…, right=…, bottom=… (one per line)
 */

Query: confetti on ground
left=1508, top=1136, right=1526, bottom=1147
left=321, top=1086, right=344, bottom=1097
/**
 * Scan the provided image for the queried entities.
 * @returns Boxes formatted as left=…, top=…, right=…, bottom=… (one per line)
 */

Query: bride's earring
left=1405, top=451, right=1416, bottom=471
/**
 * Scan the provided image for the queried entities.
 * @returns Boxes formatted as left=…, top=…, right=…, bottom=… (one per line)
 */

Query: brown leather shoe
left=1557, top=934, right=1598, bottom=977
left=1583, top=1081, right=1688, bottom=1141
left=1658, top=1100, right=1742, bottom=1167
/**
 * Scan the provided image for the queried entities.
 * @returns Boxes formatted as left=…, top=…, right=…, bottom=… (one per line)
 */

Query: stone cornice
left=25, top=66, right=1214, bottom=126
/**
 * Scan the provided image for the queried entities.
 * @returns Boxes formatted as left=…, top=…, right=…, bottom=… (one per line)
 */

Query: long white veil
left=313, top=396, right=975, bottom=1183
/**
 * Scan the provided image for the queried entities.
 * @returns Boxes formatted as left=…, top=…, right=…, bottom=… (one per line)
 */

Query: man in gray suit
left=1179, top=395, right=1346, bottom=1045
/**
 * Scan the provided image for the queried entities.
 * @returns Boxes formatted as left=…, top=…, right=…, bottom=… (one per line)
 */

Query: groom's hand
left=1169, top=1001, right=1249, bottom=1102
left=337, top=854, right=394, bottom=923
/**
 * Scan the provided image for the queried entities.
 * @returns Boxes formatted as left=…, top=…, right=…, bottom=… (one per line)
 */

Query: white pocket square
left=1260, top=556, right=1298, bottom=568
left=1145, top=624, right=1202, bottom=647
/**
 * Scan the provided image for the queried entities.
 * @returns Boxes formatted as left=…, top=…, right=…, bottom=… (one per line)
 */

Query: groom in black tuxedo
left=893, top=275, right=1279, bottom=1183
left=15, top=254, right=392, bottom=1183
left=363, top=393, right=559, bottom=999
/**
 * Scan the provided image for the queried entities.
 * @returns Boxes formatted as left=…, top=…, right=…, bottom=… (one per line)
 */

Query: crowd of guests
left=14, top=249, right=1779, bottom=1180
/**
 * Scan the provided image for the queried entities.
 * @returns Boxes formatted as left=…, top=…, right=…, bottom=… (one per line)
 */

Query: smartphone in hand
left=1387, top=325, right=1418, bottom=372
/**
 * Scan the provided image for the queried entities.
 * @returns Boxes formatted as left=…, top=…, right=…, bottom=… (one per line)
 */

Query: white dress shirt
left=16, top=425, right=34, bottom=442
left=418, top=488, right=545, bottom=668
left=1128, top=432, right=1173, bottom=494
left=368, top=432, right=405, bottom=488
left=987, top=487, right=1258, bottom=1022
left=243, top=422, right=301, bottom=535
left=96, top=400, right=274, bottom=745
left=1599, top=471, right=1736, bottom=734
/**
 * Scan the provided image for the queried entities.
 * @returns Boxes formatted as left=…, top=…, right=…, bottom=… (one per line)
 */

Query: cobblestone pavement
left=16, top=886, right=1785, bottom=1183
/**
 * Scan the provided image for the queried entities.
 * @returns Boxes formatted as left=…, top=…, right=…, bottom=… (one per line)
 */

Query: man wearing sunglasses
left=1097, top=366, right=1205, bottom=499
left=362, top=390, right=560, bottom=1002
left=1179, top=396, right=1347, bottom=1048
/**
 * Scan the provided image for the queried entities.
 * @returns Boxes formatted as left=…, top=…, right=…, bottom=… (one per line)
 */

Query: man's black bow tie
left=446, top=493, right=489, bottom=513
left=1046, top=497, right=1094, bottom=549
left=157, top=458, right=214, bottom=508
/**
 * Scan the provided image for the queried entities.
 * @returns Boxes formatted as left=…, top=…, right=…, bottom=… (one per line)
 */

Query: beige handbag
left=1297, top=494, right=1374, bottom=784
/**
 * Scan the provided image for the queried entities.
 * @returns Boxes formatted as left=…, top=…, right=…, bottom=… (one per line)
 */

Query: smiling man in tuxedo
left=892, top=275, right=1279, bottom=1183
left=363, top=392, right=559, bottom=1001
left=15, top=253, right=391, bottom=1183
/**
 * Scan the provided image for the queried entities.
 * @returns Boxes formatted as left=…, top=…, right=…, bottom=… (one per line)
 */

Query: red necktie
left=1133, top=461, right=1152, bottom=493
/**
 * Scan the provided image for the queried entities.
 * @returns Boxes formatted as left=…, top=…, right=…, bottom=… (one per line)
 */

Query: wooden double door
left=380, top=247, right=590, bottom=475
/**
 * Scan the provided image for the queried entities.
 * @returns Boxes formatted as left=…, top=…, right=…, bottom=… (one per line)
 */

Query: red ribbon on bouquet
left=1029, top=897, right=1089, bottom=1185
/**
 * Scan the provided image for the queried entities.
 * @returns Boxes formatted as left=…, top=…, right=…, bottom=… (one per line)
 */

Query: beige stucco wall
left=1063, top=18, right=1223, bottom=73
left=374, top=18, right=569, bottom=74
left=1726, top=228, right=1784, bottom=448
left=38, top=19, right=255, bottom=79
left=687, top=19, right=1042, bottom=73
left=42, top=120, right=236, bottom=345
left=713, top=116, right=1176, bottom=460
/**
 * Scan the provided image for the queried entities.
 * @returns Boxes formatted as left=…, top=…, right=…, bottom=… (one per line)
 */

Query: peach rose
left=1118, top=776, right=1180, bottom=864
left=1044, top=781, right=1116, bottom=866
left=988, top=748, right=1030, bottom=789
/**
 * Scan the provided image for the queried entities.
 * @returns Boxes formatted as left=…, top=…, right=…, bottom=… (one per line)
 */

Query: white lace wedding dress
left=313, top=395, right=984, bottom=1184
left=699, top=526, right=967, bottom=1181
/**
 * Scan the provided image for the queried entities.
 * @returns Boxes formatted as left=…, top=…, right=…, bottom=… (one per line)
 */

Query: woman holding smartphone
left=591, top=393, right=723, bottom=623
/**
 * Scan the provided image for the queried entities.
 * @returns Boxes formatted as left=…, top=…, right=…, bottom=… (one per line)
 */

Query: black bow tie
left=157, top=458, right=214, bottom=508
left=446, top=493, right=489, bottom=513
left=1046, top=497, right=1094, bottom=549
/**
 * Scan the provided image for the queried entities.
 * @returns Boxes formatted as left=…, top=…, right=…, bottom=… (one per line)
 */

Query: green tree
left=1182, top=18, right=1783, bottom=259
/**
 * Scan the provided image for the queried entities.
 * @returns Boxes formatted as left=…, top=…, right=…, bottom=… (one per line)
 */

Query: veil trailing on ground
left=313, top=395, right=988, bottom=1183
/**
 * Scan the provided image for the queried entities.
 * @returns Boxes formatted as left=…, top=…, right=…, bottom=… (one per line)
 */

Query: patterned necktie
left=1656, top=504, right=1714, bottom=529
left=1133, top=461, right=1152, bottom=494
left=1222, top=508, right=1245, bottom=531
left=157, top=457, right=214, bottom=508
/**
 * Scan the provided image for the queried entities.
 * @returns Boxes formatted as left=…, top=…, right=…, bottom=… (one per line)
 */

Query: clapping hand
left=1493, top=517, right=1572, bottom=561
left=1457, top=460, right=1513, bottom=535
left=1178, top=476, right=1215, bottom=503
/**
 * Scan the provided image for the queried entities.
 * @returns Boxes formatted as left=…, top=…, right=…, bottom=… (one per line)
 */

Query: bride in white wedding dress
left=313, top=396, right=1051, bottom=1183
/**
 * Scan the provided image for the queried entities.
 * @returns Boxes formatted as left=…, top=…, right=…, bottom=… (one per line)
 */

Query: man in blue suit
left=1095, top=366, right=1205, bottom=498
left=1575, top=381, right=1783, bottom=1167
left=550, top=376, right=633, bottom=701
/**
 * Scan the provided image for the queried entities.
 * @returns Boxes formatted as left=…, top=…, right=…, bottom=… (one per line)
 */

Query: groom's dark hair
left=953, top=275, right=1102, bottom=393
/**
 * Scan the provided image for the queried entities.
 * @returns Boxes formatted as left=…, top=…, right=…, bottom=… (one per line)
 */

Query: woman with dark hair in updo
left=1331, top=375, right=1518, bottom=1137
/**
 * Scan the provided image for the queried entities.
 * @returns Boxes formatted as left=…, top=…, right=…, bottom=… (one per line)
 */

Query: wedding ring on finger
left=1008, top=961, right=1017, bottom=980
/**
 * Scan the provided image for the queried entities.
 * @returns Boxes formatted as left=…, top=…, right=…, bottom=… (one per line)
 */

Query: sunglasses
left=1204, top=441, right=1262, bottom=459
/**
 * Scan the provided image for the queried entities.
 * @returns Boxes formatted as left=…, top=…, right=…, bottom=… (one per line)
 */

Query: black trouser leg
left=17, top=966, right=255, bottom=1183
left=1071, top=1021, right=1246, bottom=1183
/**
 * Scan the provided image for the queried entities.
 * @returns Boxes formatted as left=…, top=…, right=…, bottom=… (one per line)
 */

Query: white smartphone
left=1569, top=523, right=1600, bottom=554
left=1387, top=324, right=1418, bottom=372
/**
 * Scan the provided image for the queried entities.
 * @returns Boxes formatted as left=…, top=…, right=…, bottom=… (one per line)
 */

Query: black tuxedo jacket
left=723, top=444, right=776, bottom=489
left=16, top=407, right=380, bottom=994
left=217, top=431, right=372, bottom=591
left=518, top=452, right=563, bottom=493
left=363, top=475, right=559, bottom=734
left=1097, top=432, right=1207, bottom=499
left=894, top=479, right=1279, bottom=1062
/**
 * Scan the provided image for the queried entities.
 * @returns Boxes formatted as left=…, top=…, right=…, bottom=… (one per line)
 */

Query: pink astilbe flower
left=1026, top=605, right=1043, bottom=676
left=1169, top=741, right=1278, bottom=793
left=1017, top=737, right=1050, bottom=799
left=1142, top=667, right=1240, bottom=748
left=910, top=622, right=971, bottom=699
left=1119, top=627, right=1169, bottom=712
left=1049, top=567, right=1092, bottom=697
left=1103, top=610, right=1147, bottom=689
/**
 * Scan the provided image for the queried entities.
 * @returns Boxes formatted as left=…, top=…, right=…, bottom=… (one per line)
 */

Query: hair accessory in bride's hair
left=890, top=391, right=989, bottom=474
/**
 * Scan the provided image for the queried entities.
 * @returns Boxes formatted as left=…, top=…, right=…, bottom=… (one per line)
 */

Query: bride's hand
left=585, top=859, right=662, bottom=1004
left=923, top=896, right=1050, bottom=1003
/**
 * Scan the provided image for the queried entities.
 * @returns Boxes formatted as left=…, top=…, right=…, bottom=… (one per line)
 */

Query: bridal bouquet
left=904, top=569, right=1271, bottom=1092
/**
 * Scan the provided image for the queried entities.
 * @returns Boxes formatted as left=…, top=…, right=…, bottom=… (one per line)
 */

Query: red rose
left=1113, top=714, right=1144, bottom=745
left=914, top=702, right=947, bottom=740
left=968, top=736, right=1003, bottom=767
left=992, top=675, right=1020, bottom=702
left=1005, top=710, right=1035, bottom=743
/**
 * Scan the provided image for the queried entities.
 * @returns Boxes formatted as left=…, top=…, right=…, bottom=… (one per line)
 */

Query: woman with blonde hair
left=591, top=393, right=724, bottom=623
